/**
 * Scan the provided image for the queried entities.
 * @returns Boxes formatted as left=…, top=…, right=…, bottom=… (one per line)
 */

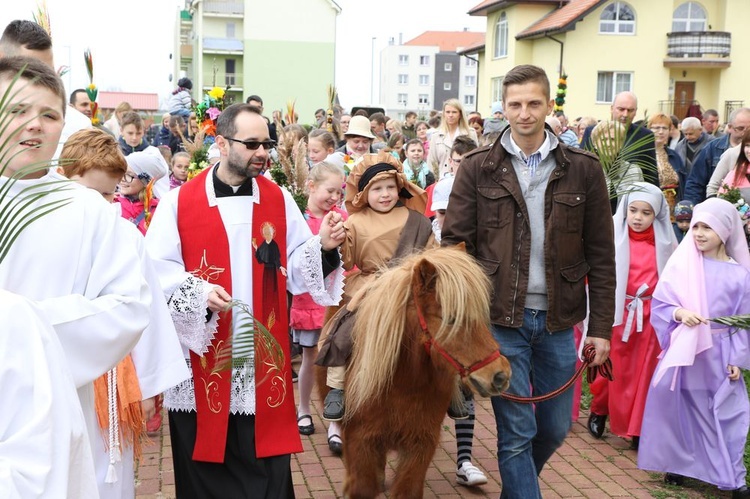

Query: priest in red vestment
left=145, top=103, right=345, bottom=498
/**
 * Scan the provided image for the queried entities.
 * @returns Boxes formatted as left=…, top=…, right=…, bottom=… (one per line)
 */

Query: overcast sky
left=3, top=0, right=485, bottom=110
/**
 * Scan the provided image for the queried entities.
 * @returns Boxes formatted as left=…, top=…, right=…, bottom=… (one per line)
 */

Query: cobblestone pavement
left=135, top=380, right=723, bottom=498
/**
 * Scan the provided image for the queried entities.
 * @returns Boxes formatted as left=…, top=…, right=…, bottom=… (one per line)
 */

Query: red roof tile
left=98, top=91, right=160, bottom=112
left=457, top=39, right=486, bottom=55
left=517, top=0, right=606, bottom=39
left=404, top=31, right=486, bottom=53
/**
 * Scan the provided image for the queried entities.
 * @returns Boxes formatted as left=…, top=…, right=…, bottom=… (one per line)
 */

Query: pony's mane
left=345, top=246, right=491, bottom=417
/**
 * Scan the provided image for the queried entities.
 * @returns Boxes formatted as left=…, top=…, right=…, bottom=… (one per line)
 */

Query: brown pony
left=340, top=246, right=511, bottom=498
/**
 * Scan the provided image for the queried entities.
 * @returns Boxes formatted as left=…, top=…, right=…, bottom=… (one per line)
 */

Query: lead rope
left=499, top=344, right=613, bottom=404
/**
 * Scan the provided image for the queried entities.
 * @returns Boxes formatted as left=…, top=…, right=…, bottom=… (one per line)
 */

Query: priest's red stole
left=177, top=167, right=302, bottom=462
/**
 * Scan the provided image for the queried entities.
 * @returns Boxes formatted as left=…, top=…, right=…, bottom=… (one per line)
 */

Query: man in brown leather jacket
left=441, top=64, right=615, bottom=499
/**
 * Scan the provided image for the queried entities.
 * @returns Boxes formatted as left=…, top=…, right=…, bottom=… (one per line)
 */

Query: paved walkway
left=135, top=380, right=725, bottom=498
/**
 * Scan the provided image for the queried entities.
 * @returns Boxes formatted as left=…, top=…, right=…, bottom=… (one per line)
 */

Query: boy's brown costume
left=317, top=151, right=433, bottom=367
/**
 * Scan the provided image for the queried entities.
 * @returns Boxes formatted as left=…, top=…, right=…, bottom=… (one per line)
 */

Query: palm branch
left=213, top=300, right=285, bottom=387
left=0, top=67, right=73, bottom=265
left=585, top=118, right=658, bottom=200
left=709, top=314, right=750, bottom=331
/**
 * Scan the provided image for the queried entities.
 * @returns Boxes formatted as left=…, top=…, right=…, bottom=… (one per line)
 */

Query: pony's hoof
left=328, top=434, right=343, bottom=456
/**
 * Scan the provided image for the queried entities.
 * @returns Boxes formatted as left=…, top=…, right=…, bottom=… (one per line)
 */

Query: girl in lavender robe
left=638, top=198, right=750, bottom=497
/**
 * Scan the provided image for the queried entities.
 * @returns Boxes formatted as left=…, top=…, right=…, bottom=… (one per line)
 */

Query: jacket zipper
left=511, top=221, right=524, bottom=324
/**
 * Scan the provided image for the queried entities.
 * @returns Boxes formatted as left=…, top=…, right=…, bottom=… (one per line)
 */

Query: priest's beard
left=226, top=148, right=262, bottom=180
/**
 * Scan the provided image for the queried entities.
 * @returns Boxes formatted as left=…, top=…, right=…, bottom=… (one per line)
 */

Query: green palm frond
left=586, top=119, right=658, bottom=200
left=0, top=67, right=73, bottom=265
left=710, top=314, right=750, bottom=331
left=213, top=300, right=285, bottom=386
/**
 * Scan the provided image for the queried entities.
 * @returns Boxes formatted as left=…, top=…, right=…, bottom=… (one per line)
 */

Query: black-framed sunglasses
left=225, top=137, right=277, bottom=150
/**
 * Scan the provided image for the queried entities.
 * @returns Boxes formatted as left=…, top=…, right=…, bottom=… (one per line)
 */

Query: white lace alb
left=168, top=275, right=218, bottom=355
left=164, top=357, right=257, bottom=414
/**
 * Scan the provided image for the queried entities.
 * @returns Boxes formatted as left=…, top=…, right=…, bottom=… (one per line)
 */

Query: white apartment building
left=379, top=31, right=484, bottom=121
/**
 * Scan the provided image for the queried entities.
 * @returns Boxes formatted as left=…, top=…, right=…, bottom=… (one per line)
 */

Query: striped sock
left=454, top=394, right=476, bottom=467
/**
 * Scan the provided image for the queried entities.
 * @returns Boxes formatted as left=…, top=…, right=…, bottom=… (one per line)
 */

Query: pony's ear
left=454, top=242, right=467, bottom=253
left=413, top=258, right=438, bottom=295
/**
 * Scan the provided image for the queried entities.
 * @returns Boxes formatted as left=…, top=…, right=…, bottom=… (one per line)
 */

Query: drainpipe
left=545, top=34, right=564, bottom=81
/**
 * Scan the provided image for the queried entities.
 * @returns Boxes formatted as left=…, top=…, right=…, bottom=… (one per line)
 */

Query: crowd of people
left=2, top=15, right=750, bottom=499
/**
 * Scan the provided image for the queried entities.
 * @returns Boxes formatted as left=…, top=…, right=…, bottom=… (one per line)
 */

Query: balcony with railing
left=203, top=1, right=244, bottom=16
left=663, top=31, right=731, bottom=68
left=202, top=37, right=243, bottom=54
left=203, top=72, right=243, bottom=90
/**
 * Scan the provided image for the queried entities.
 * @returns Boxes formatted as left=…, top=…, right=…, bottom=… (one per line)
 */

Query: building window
left=596, top=71, right=633, bottom=103
left=397, top=93, right=408, bottom=106
left=672, top=2, right=707, bottom=32
left=465, top=57, right=477, bottom=67
left=419, top=75, right=429, bottom=86
left=226, top=22, right=235, bottom=38
left=419, top=55, right=430, bottom=66
left=444, top=62, right=453, bottom=71
left=599, top=2, right=636, bottom=34
left=225, top=59, right=236, bottom=85
left=418, top=94, right=429, bottom=105
left=464, top=95, right=475, bottom=106
left=465, top=75, right=476, bottom=87
left=491, top=76, right=503, bottom=102
left=493, top=12, right=508, bottom=58
left=444, top=82, right=452, bottom=91
left=398, top=74, right=408, bottom=85
left=398, top=54, right=409, bottom=65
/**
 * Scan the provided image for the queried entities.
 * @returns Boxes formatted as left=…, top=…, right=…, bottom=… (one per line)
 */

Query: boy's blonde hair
left=60, top=128, right=127, bottom=178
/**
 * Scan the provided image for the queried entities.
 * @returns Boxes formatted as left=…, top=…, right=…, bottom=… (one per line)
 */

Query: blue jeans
left=490, top=309, right=576, bottom=499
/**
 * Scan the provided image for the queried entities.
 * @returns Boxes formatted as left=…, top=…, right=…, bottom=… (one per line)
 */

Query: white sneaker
left=456, top=461, right=488, bottom=486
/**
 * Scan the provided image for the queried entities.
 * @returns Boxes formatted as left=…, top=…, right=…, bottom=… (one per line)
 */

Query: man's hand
left=319, top=211, right=345, bottom=250
left=207, top=286, right=232, bottom=312
left=584, top=336, right=610, bottom=366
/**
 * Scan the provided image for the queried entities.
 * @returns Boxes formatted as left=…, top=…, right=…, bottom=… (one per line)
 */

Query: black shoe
left=447, top=393, right=470, bottom=420
left=733, top=485, right=750, bottom=499
left=297, top=414, right=315, bottom=436
left=630, top=436, right=639, bottom=450
left=587, top=412, right=607, bottom=439
left=328, top=434, right=343, bottom=456
left=291, top=369, right=299, bottom=383
left=323, top=389, right=345, bottom=421
left=664, top=473, right=685, bottom=486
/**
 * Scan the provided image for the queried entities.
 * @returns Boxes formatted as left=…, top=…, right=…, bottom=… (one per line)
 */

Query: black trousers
left=169, top=410, right=295, bottom=499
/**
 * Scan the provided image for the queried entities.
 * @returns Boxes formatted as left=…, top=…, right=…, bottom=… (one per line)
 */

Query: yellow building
left=464, top=0, right=747, bottom=124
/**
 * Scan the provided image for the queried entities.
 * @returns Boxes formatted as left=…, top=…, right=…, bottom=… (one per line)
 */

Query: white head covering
left=612, top=182, right=677, bottom=326
left=431, top=176, right=455, bottom=211
left=125, top=146, right=168, bottom=183
left=207, top=143, right=221, bottom=161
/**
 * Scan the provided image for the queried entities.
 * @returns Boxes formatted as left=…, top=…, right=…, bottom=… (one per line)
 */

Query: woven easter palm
left=0, top=69, right=72, bottom=264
